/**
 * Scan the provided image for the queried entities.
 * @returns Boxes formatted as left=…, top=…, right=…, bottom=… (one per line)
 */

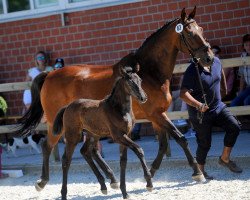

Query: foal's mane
left=137, top=18, right=178, bottom=52
left=104, top=77, right=122, bottom=103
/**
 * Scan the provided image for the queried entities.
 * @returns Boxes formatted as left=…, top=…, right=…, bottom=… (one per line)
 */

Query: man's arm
left=220, top=68, right=227, bottom=99
left=180, top=88, right=209, bottom=112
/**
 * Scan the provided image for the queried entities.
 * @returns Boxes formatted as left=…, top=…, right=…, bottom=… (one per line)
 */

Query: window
left=0, top=0, right=144, bottom=23
left=34, top=0, right=58, bottom=9
left=0, top=0, right=3, bottom=14
left=69, top=0, right=87, bottom=2
left=7, top=0, right=30, bottom=13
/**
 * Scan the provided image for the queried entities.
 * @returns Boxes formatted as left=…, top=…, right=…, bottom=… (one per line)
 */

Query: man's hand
left=197, top=103, right=209, bottom=112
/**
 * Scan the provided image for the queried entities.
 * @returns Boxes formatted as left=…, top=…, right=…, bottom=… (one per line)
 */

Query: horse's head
left=120, top=66, right=147, bottom=104
left=176, top=6, right=214, bottom=67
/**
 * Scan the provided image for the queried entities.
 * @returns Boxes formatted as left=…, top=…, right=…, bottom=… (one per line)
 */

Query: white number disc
left=175, top=23, right=183, bottom=33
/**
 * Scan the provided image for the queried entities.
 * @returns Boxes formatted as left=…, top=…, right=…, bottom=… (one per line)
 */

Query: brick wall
left=0, top=0, right=249, bottom=115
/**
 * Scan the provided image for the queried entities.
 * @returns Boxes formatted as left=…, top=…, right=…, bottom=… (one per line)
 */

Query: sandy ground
left=1, top=164, right=249, bottom=200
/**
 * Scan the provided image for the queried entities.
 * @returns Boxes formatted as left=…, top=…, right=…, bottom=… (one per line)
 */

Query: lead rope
left=193, top=58, right=208, bottom=124
left=180, top=33, right=208, bottom=124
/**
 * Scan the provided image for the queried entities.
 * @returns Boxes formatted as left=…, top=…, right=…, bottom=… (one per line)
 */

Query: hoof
left=192, top=173, right=206, bottom=183
left=35, top=179, right=47, bottom=192
left=110, top=182, right=119, bottom=189
left=101, top=189, right=108, bottom=195
left=146, top=186, right=153, bottom=192
left=123, top=194, right=130, bottom=199
left=35, top=182, right=43, bottom=192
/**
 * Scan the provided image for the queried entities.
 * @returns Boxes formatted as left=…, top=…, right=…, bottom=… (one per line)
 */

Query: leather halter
left=179, top=19, right=211, bottom=59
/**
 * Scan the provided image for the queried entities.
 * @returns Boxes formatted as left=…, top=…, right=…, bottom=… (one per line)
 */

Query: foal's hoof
left=35, top=179, right=46, bottom=192
left=101, top=189, right=108, bottom=195
left=123, top=194, right=130, bottom=199
left=110, top=182, right=119, bottom=189
left=192, top=173, right=206, bottom=183
left=146, top=186, right=153, bottom=192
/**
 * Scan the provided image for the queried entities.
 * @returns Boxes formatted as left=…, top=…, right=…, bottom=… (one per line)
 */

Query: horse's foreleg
left=61, top=141, right=77, bottom=200
left=35, top=138, right=53, bottom=191
left=91, top=142, right=119, bottom=189
left=80, top=138, right=107, bottom=194
left=119, top=144, right=128, bottom=199
left=119, top=134, right=153, bottom=195
left=162, top=113, right=205, bottom=182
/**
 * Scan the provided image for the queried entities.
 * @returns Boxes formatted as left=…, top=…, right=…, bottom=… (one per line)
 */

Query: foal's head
left=120, top=65, right=147, bottom=104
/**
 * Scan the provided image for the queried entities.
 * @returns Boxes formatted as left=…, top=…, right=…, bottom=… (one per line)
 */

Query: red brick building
left=0, top=0, right=249, bottom=115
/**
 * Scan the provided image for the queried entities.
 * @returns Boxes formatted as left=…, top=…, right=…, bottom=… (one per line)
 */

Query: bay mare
left=17, top=7, right=214, bottom=192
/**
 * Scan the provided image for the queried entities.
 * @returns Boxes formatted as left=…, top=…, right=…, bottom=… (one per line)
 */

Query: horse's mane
left=137, top=18, right=178, bottom=52
left=104, top=77, right=121, bottom=103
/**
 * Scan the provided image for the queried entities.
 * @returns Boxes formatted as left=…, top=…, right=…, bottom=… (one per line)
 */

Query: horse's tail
left=52, top=106, right=66, bottom=136
left=16, top=71, right=49, bottom=137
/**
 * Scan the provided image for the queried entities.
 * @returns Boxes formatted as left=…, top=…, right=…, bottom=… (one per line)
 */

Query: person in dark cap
left=54, top=58, right=64, bottom=69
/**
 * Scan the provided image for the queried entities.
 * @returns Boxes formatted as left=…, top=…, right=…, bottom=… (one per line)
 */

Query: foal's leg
left=61, top=137, right=78, bottom=200
left=80, top=137, right=108, bottom=194
left=115, top=133, right=153, bottom=199
left=91, top=139, right=119, bottom=189
left=119, top=144, right=128, bottom=199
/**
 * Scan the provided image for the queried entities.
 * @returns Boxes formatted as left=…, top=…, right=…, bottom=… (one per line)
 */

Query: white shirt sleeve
left=28, top=67, right=41, bottom=80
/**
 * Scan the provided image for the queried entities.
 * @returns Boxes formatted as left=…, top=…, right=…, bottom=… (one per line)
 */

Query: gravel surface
left=1, top=164, right=249, bottom=200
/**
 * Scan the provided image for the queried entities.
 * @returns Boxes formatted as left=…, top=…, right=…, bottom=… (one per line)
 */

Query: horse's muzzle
left=200, top=54, right=214, bottom=67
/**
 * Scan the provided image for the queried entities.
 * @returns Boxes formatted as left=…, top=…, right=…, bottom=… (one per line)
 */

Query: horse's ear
left=181, top=7, right=186, bottom=22
left=188, top=6, right=196, bottom=19
left=119, top=67, right=127, bottom=77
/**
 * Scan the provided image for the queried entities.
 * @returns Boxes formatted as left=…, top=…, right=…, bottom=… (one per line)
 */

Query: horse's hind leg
left=80, top=137, right=108, bottom=194
left=61, top=138, right=77, bottom=200
left=150, top=122, right=169, bottom=177
left=35, top=127, right=61, bottom=191
left=91, top=139, right=119, bottom=189
left=35, top=137, right=53, bottom=191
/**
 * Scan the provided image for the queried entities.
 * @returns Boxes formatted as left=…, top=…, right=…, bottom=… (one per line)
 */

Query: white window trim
left=0, top=0, right=145, bottom=23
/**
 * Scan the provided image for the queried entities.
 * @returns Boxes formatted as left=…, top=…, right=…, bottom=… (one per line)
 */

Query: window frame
left=0, top=0, right=144, bottom=23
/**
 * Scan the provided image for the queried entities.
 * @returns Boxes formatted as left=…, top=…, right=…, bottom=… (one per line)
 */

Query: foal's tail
left=15, top=71, right=49, bottom=137
left=52, top=106, right=66, bottom=136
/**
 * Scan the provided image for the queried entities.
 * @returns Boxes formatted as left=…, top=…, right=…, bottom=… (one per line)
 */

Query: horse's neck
left=136, top=26, right=179, bottom=83
left=106, top=81, right=132, bottom=115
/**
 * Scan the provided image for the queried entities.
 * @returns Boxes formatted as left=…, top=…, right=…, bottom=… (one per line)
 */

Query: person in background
left=212, top=45, right=237, bottom=102
left=54, top=58, right=65, bottom=69
left=23, top=51, right=53, bottom=110
left=180, top=56, right=242, bottom=180
left=230, top=34, right=250, bottom=106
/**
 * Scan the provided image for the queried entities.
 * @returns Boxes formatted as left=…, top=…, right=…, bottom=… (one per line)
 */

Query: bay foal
left=53, top=66, right=151, bottom=199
